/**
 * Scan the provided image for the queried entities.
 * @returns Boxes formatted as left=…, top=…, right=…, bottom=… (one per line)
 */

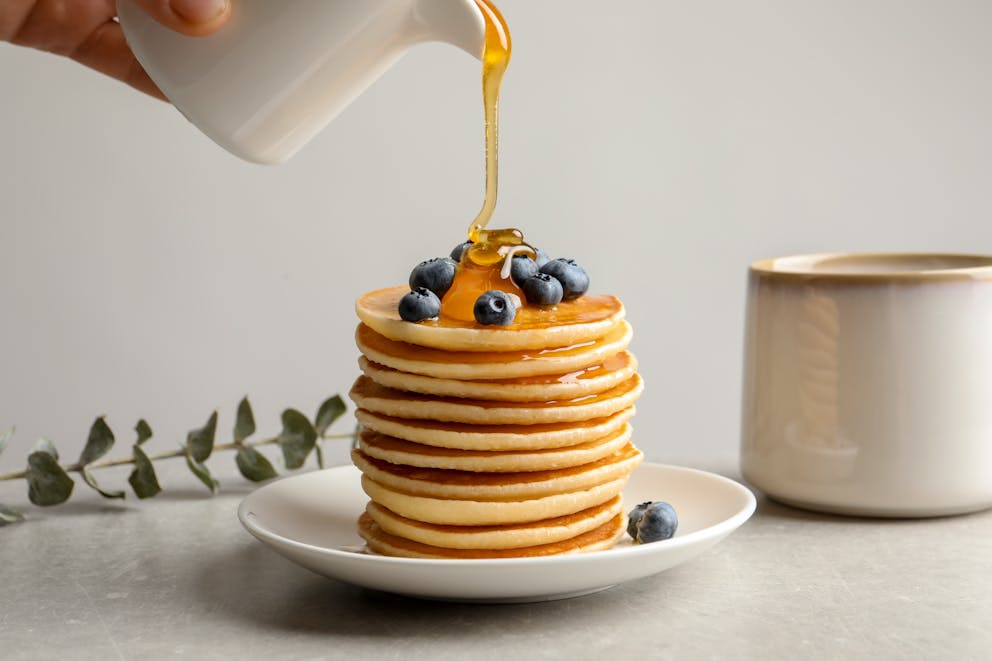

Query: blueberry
left=409, top=257, right=457, bottom=299
left=521, top=273, right=563, bottom=306
left=533, top=248, right=551, bottom=268
left=474, top=290, right=516, bottom=326
left=627, top=501, right=678, bottom=543
left=540, top=258, right=589, bottom=301
left=510, top=254, right=540, bottom=286
left=398, top=287, right=441, bottom=322
left=450, top=241, right=473, bottom=262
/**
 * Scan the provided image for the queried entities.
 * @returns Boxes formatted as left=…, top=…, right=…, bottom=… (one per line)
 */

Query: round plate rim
left=237, top=462, right=755, bottom=569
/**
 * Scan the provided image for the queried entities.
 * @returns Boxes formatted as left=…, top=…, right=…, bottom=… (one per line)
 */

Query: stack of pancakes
left=349, top=286, right=644, bottom=559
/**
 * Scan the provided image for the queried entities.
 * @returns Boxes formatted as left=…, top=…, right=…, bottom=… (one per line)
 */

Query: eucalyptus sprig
left=0, top=395, right=352, bottom=526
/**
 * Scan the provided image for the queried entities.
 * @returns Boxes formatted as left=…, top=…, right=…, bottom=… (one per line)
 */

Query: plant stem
left=0, top=432, right=354, bottom=482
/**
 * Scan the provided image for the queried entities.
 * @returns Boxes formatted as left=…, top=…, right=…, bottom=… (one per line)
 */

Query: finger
left=70, top=20, right=167, bottom=101
left=130, top=0, right=230, bottom=37
left=6, top=0, right=115, bottom=54
left=0, top=1, right=36, bottom=43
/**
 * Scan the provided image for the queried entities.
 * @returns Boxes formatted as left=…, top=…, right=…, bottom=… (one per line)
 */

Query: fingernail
left=170, top=0, right=227, bottom=24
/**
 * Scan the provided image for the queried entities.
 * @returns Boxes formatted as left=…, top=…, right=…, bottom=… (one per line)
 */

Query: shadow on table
left=751, top=489, right=992, bottom=527
left=190, top=543, right=688, bottom=638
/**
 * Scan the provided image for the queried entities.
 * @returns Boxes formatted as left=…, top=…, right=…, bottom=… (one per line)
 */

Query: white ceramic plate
left=238, top=463, right=756, bottom=602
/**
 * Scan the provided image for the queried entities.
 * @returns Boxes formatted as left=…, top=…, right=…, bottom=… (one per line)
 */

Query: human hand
left=1, top=0, right=232, bottom=100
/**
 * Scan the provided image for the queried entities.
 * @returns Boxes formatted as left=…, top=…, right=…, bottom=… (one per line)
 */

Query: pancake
left=361, top=473, right=631, bottom=525
left=351, top=444, right=642, bottom=500
left=349, top=373, right=644, bottom=426
left=357, top=424, right=633, bottom=472
left=354, top=407, right=636, bottom=451
left=358, top=352, right=637, bottom=402
left=356, top=286, right=625, bottom=352
left=358, top=511, right=626, bottom=559
left=364, top=496, right=622, bottom=550
left=355, top=321, right=633, bottom=381
left=352, top=277, right=643, bottom=559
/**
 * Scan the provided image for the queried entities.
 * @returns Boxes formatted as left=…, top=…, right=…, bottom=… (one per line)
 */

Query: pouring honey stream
left=442, top=0, right=536, bottom=322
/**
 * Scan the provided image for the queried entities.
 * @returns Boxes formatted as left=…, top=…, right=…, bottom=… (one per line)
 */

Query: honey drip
left=442, top=260, right=525, bottom=323
left=467, top=0, right=512, bottom=246
left=444, top=1, right=536, bottom=322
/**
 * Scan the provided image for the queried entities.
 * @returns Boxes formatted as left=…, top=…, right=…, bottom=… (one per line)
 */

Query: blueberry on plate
left=521, top=273, right=563, bottom=306
left=398, top=288, right=441, bottom=322
left=509, top=254, right=540, bottom=286
left=627, top=501, right=678, bottom=543
left=409, top=257, right=457, bottom=299
left=474, top=290, right=516, bottom=326
left=450, top=241, right=473, bottom=262
left=540, top=258, right=589, bottom=301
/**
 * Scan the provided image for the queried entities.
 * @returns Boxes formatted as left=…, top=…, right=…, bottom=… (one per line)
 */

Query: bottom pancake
left=365, top=496, right=623, bottom=550
left=358, top=511, right=626, bottom=559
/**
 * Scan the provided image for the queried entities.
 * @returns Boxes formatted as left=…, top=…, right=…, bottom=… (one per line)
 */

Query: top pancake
left=356, top=286, right=625, bottom=352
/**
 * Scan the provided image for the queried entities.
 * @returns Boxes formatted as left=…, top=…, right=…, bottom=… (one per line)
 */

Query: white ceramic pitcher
left=117, top=0, right=488, bottom=164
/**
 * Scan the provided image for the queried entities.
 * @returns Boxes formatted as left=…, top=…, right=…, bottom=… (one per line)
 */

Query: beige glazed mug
left=741, top=253, right=992, bottom=517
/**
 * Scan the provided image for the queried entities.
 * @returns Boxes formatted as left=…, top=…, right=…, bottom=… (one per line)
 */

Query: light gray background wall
left=2, top=0, right=991, bottom=476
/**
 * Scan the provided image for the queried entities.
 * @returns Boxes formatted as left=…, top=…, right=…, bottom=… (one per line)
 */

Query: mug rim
left=750, top=252, right=992, bottom=282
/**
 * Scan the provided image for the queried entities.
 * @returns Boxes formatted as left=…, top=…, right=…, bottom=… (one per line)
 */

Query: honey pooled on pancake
left=348, top=0, right=644, bottom=558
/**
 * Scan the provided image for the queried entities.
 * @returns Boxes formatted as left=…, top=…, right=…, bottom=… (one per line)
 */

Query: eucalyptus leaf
left=185, top=450, right=219, bottom=493
left=234, top=397, right=256, bottom=443
left=135, top=419, right=153, bottom=445
left=315, top=443, right=325, bottom=470
left=79, top=417, right=114, bottom=466
left=81, top=466, right=125, bottom=500
left=187, top=411, right=218, bottom=463
left=235, top=446, right=277, bottom=482
left=314, top=395, right=346, bottom=436
left=128, top=445, right=161, bottom=499
left=0, top=427, right=13, bottom=457
left=26, top=451, right=74, bottom=506
left=31, top=438, right=59, bottom=460
left=0, top=504, right=25, bottom=526
left=279, top=409, right=316, bottom=470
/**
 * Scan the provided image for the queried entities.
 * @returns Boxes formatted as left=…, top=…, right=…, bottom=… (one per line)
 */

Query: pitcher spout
left=412, top=0, right=487, bottom=59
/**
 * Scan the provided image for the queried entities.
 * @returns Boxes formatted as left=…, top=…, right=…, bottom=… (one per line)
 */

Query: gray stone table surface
left=2, top=459, right=990, bottom=660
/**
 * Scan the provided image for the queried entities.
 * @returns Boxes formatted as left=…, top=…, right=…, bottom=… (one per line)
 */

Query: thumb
left=130, top=0, right=231, bottom=37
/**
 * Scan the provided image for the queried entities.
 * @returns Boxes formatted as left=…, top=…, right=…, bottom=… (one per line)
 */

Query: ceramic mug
left=741, top=253, right=992, bottom=517
left=117, top=0, right=487, bottom=164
